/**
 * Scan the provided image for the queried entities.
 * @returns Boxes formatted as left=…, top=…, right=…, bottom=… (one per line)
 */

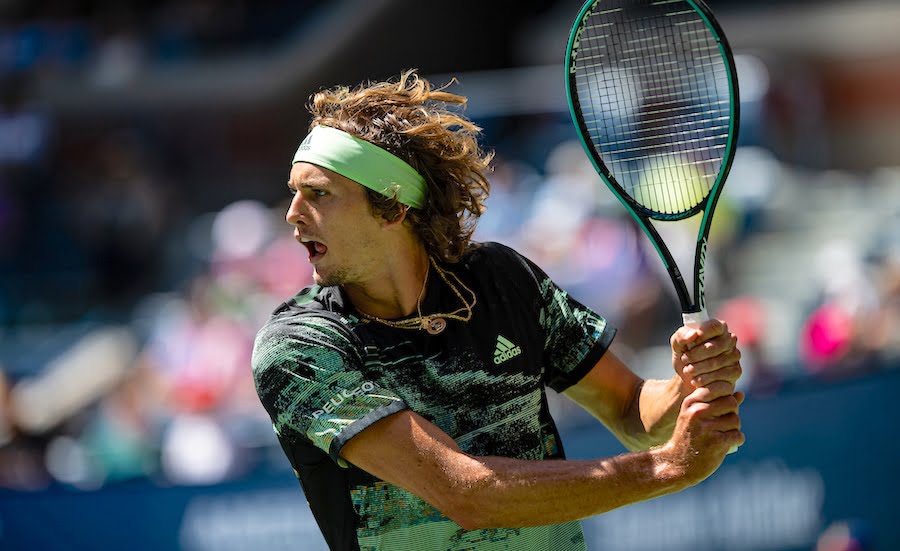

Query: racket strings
left=573, top=0, right=732, bottom=216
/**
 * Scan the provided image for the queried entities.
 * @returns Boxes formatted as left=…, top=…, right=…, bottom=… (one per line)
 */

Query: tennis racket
left=565, top=0, right=739, bottom=330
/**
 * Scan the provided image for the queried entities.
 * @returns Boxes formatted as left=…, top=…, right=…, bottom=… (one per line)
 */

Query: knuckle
left=716, top=381, right=734, bottom=395
left=727, top=430, right=745, bottom=447
left=693, top=401, right=711, bottom=414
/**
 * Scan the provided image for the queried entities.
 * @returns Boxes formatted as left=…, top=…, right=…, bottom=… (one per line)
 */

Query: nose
left=285, top=191, right=305, bottom=226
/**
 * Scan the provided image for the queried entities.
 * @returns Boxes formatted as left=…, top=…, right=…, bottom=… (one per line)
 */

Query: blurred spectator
left=78, top=363, right=166, bottom=485
left=800, top=240, right=881, bottom=378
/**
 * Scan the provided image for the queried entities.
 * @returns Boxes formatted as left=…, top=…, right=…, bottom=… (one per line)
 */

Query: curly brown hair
left=305, top=69, right=493, bottom=263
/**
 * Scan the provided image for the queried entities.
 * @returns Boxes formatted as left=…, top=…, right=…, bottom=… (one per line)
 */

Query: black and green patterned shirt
left=252, top=242, right=616, bottom=550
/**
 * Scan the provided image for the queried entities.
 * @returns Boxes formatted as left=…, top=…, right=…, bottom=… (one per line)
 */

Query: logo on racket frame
left=697, top=237, right=708, bottom=312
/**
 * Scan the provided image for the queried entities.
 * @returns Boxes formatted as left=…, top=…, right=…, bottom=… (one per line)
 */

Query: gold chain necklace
left=356, top=257, right=477, bottom=335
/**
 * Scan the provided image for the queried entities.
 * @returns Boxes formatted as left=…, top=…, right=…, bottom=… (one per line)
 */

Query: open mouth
left=300, top=237, right=328, bottom=262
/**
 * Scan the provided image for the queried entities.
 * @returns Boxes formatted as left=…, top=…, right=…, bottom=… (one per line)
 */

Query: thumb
left=671, top=326, right=702, bottom=355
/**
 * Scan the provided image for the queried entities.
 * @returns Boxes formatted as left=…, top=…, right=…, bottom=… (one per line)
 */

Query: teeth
left=300, top=237, right=317, bottom=243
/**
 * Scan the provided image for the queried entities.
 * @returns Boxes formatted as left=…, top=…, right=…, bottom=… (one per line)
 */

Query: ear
left=379, top=205, right=410, bottom=229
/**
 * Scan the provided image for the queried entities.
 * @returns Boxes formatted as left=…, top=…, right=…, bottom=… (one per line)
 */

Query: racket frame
left=565, top=0, right=740, bottom=316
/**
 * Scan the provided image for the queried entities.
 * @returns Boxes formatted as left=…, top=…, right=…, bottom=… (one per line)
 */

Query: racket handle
left=681, top=309, right=739, bottom=455
left=681, top=309, right=709, bottom=328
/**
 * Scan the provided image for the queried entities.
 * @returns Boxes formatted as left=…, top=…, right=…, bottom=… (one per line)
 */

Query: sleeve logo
left=311, top=381, right=378, bottom=419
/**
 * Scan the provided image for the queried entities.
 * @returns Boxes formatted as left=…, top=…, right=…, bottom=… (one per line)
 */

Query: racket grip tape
left=682, top=309, right=709, bottom=328
left=681, top=309, right=740, bottom=455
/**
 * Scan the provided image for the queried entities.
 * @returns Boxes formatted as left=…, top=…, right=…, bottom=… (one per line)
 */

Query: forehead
left=289, top=162, right=360, bottom=191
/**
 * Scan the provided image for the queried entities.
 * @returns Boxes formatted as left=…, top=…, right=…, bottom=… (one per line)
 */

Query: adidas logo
left=297, top=133, right=314, bottom=151
left=493, top=335, right=522, bottom=365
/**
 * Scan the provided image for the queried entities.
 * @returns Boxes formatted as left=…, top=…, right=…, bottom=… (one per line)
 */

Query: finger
left=691, top=393, right=740, bottom=417
left=735, top=391, right=745, bottom=405
left=710, top=394, right=741, bottom=417
left=680, top=333, right=737, bottom=365
left=698, top=318, right=728, bottom=338
left=683, top=351, right=741, bottom=386
left=683, top=394, right=738, bottom=424
left=690, top=380, right=734, bottom=402
left=688, top=362, right=743, bottom=388
left=705, top=412, right=741, bottom=433
left=683, top=353, right=741, bottom=383
left=683, top=319, right=728, bottom=348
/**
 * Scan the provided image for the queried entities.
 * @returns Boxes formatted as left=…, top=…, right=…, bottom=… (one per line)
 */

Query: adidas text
left=493, top=335, right=523, bottom=364
left=494, top=347, right=522, bottom=364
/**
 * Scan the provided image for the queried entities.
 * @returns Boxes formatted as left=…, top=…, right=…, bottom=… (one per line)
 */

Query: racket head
left=566, top=0, right=740, bottom=223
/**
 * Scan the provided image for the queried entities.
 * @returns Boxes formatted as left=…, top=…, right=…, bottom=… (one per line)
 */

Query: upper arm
left=252, top=315, right=407, bottom=466
left=563, top=347, right=644, bottom=446
left=490, top=244, right=616, bottom=392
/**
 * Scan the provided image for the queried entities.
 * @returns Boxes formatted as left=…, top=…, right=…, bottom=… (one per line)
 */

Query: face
left=286, top=163, right=387, bottom=287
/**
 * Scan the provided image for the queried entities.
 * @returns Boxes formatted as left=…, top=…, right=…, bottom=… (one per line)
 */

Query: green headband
left=292, top=125, right=427, bottom=209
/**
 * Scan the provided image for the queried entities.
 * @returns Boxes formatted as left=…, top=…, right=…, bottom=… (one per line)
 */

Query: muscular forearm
left=344, top=410, right=689, bottom=531
left=447, top=446, right=689, bottom=530
left=452, top=378, right=739, bottom=529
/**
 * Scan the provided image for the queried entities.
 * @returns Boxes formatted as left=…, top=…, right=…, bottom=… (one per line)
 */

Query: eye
left=287, top=184, right=297, bottom=196
left=312, top=189, right=327, bottom=197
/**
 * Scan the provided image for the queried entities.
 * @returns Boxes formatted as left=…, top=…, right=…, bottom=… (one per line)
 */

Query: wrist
left=650, top=443, right=693, bottom=493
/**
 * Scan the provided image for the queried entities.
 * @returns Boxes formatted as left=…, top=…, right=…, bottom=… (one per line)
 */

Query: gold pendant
left=423, top=317, right=447, bottom=335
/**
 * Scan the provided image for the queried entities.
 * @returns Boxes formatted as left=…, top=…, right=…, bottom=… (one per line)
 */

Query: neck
left=344, top=244, right=430, bottom=320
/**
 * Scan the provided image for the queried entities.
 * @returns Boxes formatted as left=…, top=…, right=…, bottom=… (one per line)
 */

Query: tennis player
left=252, top=70, right=744, bottom=551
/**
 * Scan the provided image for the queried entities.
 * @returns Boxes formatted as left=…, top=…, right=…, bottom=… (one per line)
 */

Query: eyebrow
left=287, top=179, right=328, bottom=190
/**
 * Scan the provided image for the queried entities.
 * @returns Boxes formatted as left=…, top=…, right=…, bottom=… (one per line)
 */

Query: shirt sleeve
left=252, top=311, right=408, bottom=467
left=490, top=243, right=617, bottom=393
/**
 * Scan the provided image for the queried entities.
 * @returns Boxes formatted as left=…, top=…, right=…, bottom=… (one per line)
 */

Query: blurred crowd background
left=0, top=1, right=899, bottom=550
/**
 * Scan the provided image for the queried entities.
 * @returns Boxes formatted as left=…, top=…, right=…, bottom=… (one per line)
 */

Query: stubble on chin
left=312, top=265, right=351, bottom=288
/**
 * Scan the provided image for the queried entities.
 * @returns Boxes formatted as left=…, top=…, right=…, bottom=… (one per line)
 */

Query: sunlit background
left=1, top=1, right=898, bottom=550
